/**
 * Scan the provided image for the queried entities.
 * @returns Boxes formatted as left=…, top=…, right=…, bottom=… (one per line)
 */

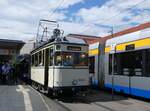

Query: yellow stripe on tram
left=89, top=48, right=99, bottom=56
left=105, top=37, right=150, bottom=53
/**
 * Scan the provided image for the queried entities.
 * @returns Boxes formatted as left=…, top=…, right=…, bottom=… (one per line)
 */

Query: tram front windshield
left=55, top=52, right=88, bottom=66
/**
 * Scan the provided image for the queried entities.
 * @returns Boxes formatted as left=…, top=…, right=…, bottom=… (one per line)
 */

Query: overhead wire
left=49, top=0, right=66, bottom=19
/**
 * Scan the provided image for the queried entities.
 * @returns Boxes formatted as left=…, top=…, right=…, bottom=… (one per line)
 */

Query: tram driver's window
left=55, top=52, right=62, bottom=66
left=63, top=52, right=74, bottom=66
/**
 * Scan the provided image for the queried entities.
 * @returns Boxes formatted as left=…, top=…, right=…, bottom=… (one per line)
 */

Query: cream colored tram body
left=31, top=37, right=89, bottom=95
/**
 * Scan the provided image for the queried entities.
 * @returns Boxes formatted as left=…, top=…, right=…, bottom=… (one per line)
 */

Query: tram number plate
left=67, top=46, right=81, bottom=51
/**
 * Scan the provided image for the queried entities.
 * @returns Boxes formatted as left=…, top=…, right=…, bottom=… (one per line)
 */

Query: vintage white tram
left=31, top=28, right=89, bottom=95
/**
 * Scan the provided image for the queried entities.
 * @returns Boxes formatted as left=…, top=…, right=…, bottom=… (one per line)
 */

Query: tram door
left=44, top=48, right=49, bottom=89
left=112, top=51, right=142, bottom=94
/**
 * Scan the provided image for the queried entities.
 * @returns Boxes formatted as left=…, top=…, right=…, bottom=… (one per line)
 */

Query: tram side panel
left=90, top=55, right=99, bottom=86
left=89, top=43, right=99, bottom=87
left=89, top=43, right=105, bottom=88
left=31, top=67, right=45, bottom=85
left=60, top=68, right=89, bottom=87
left=48, top=68, right=89, bottom=88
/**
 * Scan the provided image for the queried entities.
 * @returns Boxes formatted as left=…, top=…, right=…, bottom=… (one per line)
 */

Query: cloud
left=0, top=0, right=85, bottom=41
left=0, top=0, right=149, bottom=41
left=59, top=21, right=109, bottom=37
left=76, top=0, right=150, bottom=33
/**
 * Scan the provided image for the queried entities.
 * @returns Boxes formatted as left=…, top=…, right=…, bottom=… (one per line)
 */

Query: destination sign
left=67, top=46, right=81, bottom=51
left=126, top=44, right=135, bottom=50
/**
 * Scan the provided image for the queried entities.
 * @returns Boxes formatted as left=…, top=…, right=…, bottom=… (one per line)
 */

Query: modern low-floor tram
left=88, top=27, right=150, bottom=99
left=104, top=28, right=150, bottom=99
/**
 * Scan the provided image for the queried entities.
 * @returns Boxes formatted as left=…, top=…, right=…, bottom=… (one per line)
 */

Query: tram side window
left=89, top=56, right=95, bottom=73
left=63, top=52, right=74, bottom=66
left=35, top=53, right=38, bottom=66
left=146, top=49, right=150, bottom=77
left=42, top=50, right=44, bottom=66
left=109, top=54, right=118, bottom=75
left=119, top=51, right=142, bottom=76
left=39, top=51, right=42, bottom=66
left=31, top=55, right=34, bottom=66
left=49, top=48, right=53, bottom=66
left=74, top=53, right=88, bottom=66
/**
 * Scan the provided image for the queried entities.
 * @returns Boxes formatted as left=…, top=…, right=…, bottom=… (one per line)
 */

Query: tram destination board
left=67, top=46, right=81, bottom=51
left=126, top=44, right=135, bottom=50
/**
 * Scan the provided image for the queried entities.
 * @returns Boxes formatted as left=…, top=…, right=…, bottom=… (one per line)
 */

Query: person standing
left=2, top=63, right=7, bottom=84
left=0, top=62, right=3, bottom=83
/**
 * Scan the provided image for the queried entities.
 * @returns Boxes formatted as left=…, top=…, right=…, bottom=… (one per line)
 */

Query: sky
left=0, top=0, right=149, bottom=41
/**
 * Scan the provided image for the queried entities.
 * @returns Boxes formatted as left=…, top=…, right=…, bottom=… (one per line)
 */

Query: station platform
left=0, top=85, right=50, bottom=111
left=0, top=84, right=149, bottom=111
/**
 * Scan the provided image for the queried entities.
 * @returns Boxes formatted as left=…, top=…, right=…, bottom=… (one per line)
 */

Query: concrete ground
left=0, top=85, right=50, bottom=111
left=0, top=84, right=149, bottom=111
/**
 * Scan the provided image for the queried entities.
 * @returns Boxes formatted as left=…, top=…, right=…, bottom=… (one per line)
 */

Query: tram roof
left=106, top=27, right=150, bottom=47
left=31, top=36, right=88, bottom=53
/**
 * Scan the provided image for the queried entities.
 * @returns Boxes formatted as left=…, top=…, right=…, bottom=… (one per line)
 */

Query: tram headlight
left=81, top=54, right=86, bottom=58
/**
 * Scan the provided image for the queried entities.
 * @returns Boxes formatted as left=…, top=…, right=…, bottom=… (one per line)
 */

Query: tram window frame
left=31, top=54, right=34, bottom=66
left=38, top=51, right=42, bottom=66
left=109, top=54, right=119, bottom=75
left=74, top=52, right=88, bottom=66
left=145, top=49, right=150, bottom=77
left=34, top=53, right=38, bottom=66
left=54, top=51, right=88, bottom=66
left=109, top=50, right=143, bottom=76
left=49, top=47, right=54, bottom=66
left=55, top=52, right=62, bottom=66
left=89, top=56, right=95, bottom=73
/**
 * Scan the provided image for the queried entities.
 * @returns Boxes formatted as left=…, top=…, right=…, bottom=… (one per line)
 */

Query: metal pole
left=111, top=27, right=115, bottom=100
left=112, top=52, right=114, bottom=100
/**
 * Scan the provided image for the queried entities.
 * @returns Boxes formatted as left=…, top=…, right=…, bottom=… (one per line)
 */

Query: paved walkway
left=0, top=85, right=50, bottom=111
left=0, top=85, right=149, bottom=111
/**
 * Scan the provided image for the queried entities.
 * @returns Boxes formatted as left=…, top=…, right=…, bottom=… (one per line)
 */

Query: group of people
left=0, top=62, right=18, bottom=84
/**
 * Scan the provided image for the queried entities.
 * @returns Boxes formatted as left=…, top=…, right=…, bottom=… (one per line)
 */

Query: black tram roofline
left=31, top=41, right=88, bottom=54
